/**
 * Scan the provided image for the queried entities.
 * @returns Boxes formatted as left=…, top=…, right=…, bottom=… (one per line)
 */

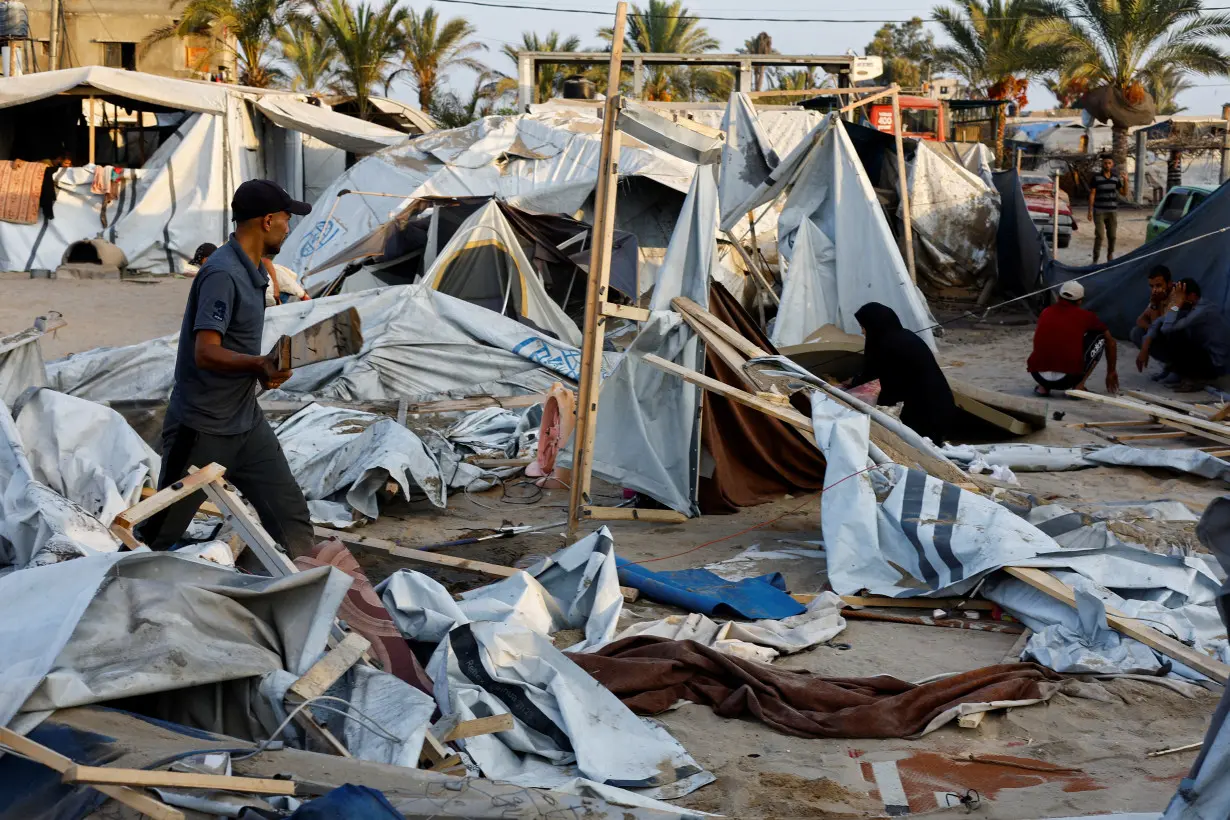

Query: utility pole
left=48, top=0, right=61, bottom=70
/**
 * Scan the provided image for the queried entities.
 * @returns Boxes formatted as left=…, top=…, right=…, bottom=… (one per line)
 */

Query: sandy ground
left=1052, top=206, right=1151, bottom=269
left=3, top=213, right=1224, bottom=819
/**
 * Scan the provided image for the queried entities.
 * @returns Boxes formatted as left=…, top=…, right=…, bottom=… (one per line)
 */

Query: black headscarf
left=851, top=302, right=956, bottom=444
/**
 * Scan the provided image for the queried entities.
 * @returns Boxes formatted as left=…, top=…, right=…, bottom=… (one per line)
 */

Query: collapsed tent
left=46, top=284, right=595, bottom=404
left=0, top=66, right=410, bottom=273
left=1046, top=180, right=1230, bottom=340
left=276, top=111, right=696, bottom=294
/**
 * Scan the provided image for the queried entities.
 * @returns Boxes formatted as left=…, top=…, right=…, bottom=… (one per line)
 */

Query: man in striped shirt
left=1088, top=155, right=1126, bottom=263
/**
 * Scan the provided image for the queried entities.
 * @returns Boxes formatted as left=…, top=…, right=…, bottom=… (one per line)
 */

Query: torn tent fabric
left=568, top=637, right=1075, bottom=739
left=0, top=397, right=122, bottom=570
left=942, top=442, right=1230, bottom=480
left=0, top=551, right=350, bottom=729
left=427, top=621, right=713, bottom=799
left=612, top=592, right=847, bottom=664
left=47, top=285, right=584, bottom=404
left=379, top=528, right=623, bottom=652
left=771, top=217, right=836, bottom=348
left=0, top=328, right=47, bottom=407
left=274, top=402, right=497, bottom=521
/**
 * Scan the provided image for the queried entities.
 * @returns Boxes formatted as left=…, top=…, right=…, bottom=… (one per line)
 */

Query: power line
left=431, top=0, right=1230, bottom=24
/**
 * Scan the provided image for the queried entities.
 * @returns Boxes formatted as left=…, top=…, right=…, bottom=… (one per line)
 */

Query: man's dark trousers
left=138, top=415, right=315, bottom=557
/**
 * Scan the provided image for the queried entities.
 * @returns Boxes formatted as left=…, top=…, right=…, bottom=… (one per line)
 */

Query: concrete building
left=22, top=0, right=232, bottom=78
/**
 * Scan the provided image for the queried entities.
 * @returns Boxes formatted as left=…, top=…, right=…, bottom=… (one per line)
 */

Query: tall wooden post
left=88, top=96, right=97, bottom=166
left=567, top=1, right=628, bottom=542
left=890, top=86, right=916, bottom=283
left=1051, top=170, right=1061, bottom=251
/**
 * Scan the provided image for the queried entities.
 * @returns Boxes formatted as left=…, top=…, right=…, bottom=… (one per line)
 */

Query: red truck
left=1020, top=173, right=1077, bottom=248
left=869, top=96, right=946, bottom=141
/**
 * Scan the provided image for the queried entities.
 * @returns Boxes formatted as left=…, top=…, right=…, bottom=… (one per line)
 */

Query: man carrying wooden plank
left=138, top=180, right=316, bottom=558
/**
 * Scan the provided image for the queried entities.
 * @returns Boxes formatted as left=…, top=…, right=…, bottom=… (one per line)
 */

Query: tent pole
left=890, top=86, right=916, bottom=284
left=567, top=1, right=628, bottom=542
left=88, top=96, right=96, bottom=166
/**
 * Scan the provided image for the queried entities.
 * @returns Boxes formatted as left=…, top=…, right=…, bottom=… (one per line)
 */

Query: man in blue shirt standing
left=138, top=179, right=316, bottom=557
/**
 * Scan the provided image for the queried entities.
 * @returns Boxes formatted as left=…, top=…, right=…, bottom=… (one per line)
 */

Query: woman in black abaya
left=848, top=302, right=956, bottom=444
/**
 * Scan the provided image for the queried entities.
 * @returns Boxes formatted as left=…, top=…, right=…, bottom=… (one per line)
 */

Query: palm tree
left=314, top=0, right=407, bottom=120
left=501, top=31, right=582, bottom=103
left=279, top=16, right=338, bottom=92
left=932, top=0, right=1066, bottom=164
left=143, top=0, right=296, bottom=87
left=392, top=6, right=488, bottom=111
left=430, top=70, right=505, bottom=127
left=774, top=68, right=827, bottom=91
left=599, top=0, right=720, bottom=101
left=1146, top=65, right=1195, bottom=114
left=738, top=32, right=775, bottom=92
left=1029, top=0, right=1230, bottom=167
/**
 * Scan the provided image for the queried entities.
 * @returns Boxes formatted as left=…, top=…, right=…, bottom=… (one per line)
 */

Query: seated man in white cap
left=1027, top=280, right=1119, bottom=397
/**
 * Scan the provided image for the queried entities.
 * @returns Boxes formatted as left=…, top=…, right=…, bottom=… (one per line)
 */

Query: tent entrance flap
left=431, top=237, right=527, bottom=318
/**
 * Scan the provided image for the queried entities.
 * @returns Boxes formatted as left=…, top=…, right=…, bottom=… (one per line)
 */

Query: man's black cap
left=232, top=179, right=312, bottom=223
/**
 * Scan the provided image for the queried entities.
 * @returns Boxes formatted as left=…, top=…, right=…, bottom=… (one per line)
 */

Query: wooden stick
left=1078, top=419, right=1159, bottom=428
left=0, top=728, right=185, bottom=820
left=63, top=765, right=296, bottom=796
left=289, top=633, right=371, bottom=702
left=958, top=711, right=986, bottom=729
left=673, top=296, right=768, bottom=359
left=1004, top=566, right=1230, bottom=683
left=1113, top=431, right=1189, bottom=441
left=1125, top=389, right=1214, bottom=419
left=723, top=229, right=781, bottom=306
left=439, top=713, right=516, bottom=743
left=748, top=85, right=889, bottom=100
left=600, top=302, right=650, bottom=322
left=567, top=0, right=628, bottom=542
left=582, top=505, right=687, bottom=523
left=314, top=527, right=640, bottom=602
left=1159, top=418, right=1230, bottom=447
left=88, top=95, right=96, bottom=166
left=140, top=485, right=222, bottom=517
left=838, top=85, right=896, bottom=113
left=113, top=463, right=227, bottom=532
left=794, top=594, right=995, bottom=611
left=890, top=86, right=916, bottom=283
left=1001, top=627, right=1033, bottom=663
left=1147, top=741, right=1203, bottom=758
left=1068, top=390, right=1230, bottom=441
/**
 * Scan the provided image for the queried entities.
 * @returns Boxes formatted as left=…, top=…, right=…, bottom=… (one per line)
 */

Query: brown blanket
left=568, top=636, right=1063, bottom=739
left=0, top=160, right=48, bottom=225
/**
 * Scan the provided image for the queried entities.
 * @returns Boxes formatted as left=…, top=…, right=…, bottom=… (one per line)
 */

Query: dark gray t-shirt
left=166, top=237, right=269, bottom=435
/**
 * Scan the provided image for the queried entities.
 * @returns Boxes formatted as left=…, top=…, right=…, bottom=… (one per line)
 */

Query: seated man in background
left=1136, top=279, right=1230, bottom=391
left=1028, top=280, right=1119, bottom=396
left=1132, top=265, right=1172, bottom=350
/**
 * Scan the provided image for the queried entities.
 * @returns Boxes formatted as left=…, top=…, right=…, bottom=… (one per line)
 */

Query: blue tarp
left=615, top=557, right=806, bottom=619
left=1045, top=180, right=1230, bottom=340
left=288, top=785, right=402, bottom=820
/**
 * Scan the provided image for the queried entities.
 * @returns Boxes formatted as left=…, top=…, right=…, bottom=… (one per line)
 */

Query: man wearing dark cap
left=138, top=180, right=316, bottom=557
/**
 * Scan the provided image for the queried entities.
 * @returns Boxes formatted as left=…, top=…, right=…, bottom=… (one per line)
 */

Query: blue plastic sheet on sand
left=615, top=557, right=806, bottom=619
left=287, top=784, right=402, bottom=819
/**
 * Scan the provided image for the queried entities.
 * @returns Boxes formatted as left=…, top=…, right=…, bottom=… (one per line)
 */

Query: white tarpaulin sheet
left=943, top=442, right=1230, bottom=481
left=0, top=329, right=47, bottom=407
left=279, top=112, right=696, bottom=291
left=12, top=388, right=158, bottom=528
left=274, top=402, right=496, bottom=520
left=379, top=528, right=623, bottom=652
left=47, top=285, right=584, bottom=403
left=0, top=398, right=121, bottom=570
left=254, top=97, right=405, bottom=155
left=0, top=550, right=349, bottom=728
left=771, top=217, right=836, bottom=347
left=0, top=65, right=230, bottom=114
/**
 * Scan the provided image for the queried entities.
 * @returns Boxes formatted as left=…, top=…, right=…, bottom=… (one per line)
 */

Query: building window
left=102, top=42, right=136, bottom=70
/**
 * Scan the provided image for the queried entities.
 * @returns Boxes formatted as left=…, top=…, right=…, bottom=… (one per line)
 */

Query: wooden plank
left=202, top=479, right=297, bottom=577
left=582, top=505, right=688, bottom=523
left=1114, top=431, right=1189, bottom=441
left=748, top=85, right=888, bottom=99
left=1068, top=390, right=1230, bottom=441
left=600, top=302, right=650, bottom=322
left=951, top=391, right=1032, bottom=436
left=1078, top=419, right=1159, bottom=428
left=63, top=765, right=296, bottom=796
left=794, top=593, right=994, bottom=610
left=890, top=86, right=916, bottom=283
left=1001, top=627, right=1033, bottom=663
left=113, top=463, right=227, bottom=531
left=675, top=306, right=761, bottom=390
left=289, top=633, right=371, bottom=702
left=838, top=85, right=896, bottom=112
left=140, top=485, right=223, bottom=517
left=643, top=352, right=817, bottom=444
left=673, top=296, right=768, bottom=359
left=1004, top=566, right=1230, bottom=683
left=0, top=727, right=185, bottom=820
left=567, top=0, right=628, bottom=542
left=1159, top=418, right=1230, bottom=448
left=407, top=394, right=544, bottom=414
left=945, top=375, right=1049, bottom=429
left=439, top=713, right=516, bottom=743
left=958, top=711, right=986, bottom=729
left=294, top=713, right=351, bottom=758
left=273, top=307, right=363, bottom=370
left=1125, top=389, right=1213, bottom=419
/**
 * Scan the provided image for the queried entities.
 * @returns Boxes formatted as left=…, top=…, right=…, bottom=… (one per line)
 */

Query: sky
left=383, top=0, right=1230, bottom=116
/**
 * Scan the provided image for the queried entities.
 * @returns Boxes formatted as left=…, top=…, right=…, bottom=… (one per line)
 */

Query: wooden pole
left=566, top=1, right=628, bottom=542
left=890, top=86, right=916, bottom=283
left=1052, top=169, right=1060, bottom=251
left=88, top=96, right=96, bottom=166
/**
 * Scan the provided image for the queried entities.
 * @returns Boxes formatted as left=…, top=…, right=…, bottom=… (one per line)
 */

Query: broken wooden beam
left=62, top=765, right=296, bottom=796
left=273, top=306, right=363, bottom=370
